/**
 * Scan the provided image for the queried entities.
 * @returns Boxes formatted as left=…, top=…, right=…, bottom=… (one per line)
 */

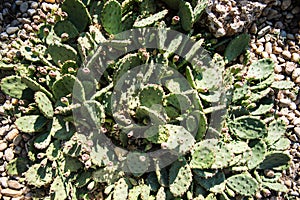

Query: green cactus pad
left=50, top=176, right=68, bottom=200
left=46, top=140, right=61, bottom=161
left=247, top=140, right=267, bottom=169
left=5, top=157, right=29, bottom=176
left=127, top=152, right=150, bottom=175
left=34, top=131, right=51, bottom=150
left=93, top=166, right=122, bottom=184
left=136, top=106, right=167, bottom=125
left=190, top=145, right=215, bottom=169
left=139, top=85, right=164, bottom=108
left=262, top=182, right=288, bottom=192
left=169, top=159, right=192, bottom=197
left=101, top=0, right=122, bottom=34
left=224, top=34, right=250, bottom=63
left=211, top=143, right=234, bottom=169
left=61, top=156, right=83, bottom=172
left=232, top=85, right=248, bottom=103
left=75, top=171, right=92, bottom=188
left=164, top=93, right=192, bottom=111
left=0, top=76, right=31, bottom=99
left=193, top=0, right=208, bottom=22
left=265, top=119, right=286, bottom=145
left=15, top=115, right=48, bottom=133
left=226, top=174, right=259, bottom=196
left=25, top=163, right=54, bottom=187
left=271, top=138, right=290, bottom=151
left=47, top=43, right=78, bottom=65
left=230, top=116, right=267, bottom=139
left=165, top=125, right=195, bottom=154
left=62, top=0, right=91, bottom=32
left=156, top=187, right=166, bottom=200
left=113, top=178, right=128, bottom=200
left=178, top=1, right=194, bottom=31
left=259, top=152, right=290, bottom=170
left=133, top=9, right=168, bottom=28
left=196, top=171, right=226, bottom=193
left=271, top=80, right=295, bottom=90
left=20, top=76, right=54, bottom=101
left=35, top=91, right=54, bottom=119
left=247, top=59, right=274, bottom=80
left=54, top=20, right=79, bottom=39
left=52, top=74, right=75, bottom=100
left=50, top=116, right=76, bottom=140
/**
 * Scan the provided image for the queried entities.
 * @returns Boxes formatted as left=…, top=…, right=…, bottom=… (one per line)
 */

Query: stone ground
left=0, top=0, right=299, bottom=199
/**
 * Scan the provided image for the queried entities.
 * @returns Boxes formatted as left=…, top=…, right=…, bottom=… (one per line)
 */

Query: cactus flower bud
left=172, top=16, right=180, bottom=25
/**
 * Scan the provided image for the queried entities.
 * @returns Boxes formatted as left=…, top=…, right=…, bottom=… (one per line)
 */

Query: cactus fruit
left=169, top=159, right=192, bottom=197
left=226, top=174, right=259, bottom=196
left=133, top=9, right=168, bottom=28
left=62, top=0, right=91, bottom=32
left=101, top=0, right=122, bottom=34
left=15, top=115, right=48, bottom=133
left=35, top=91, right=54, bottom=119
left=224, top=34, right=250, bottom=63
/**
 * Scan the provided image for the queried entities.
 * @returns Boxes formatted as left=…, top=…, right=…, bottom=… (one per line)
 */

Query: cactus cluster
left=0, top=0, right=293, bottom=199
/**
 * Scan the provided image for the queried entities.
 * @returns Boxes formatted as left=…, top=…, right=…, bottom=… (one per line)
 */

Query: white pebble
left=6, top=27, right=19, bottom=35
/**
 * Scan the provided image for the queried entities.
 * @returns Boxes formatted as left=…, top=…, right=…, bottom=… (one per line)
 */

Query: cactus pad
left=62, top=0, right=91, bottom=32
left=226, top=174, right=259, bottom=196
left=230, top=116, right=267, bottom=139
left=113, top=178, right=128, bottom=200
left=247, top=140, right=267, bottom=169
left=190, top=145, right=215, bottom=169
left=133, top=9, right=168, bottom=28
left=246, top=59, right=274, bottom=80
left=101, top=0, right=122, bottom=34
left=224, top=34, right=250, bottom=63
left=35, top=91, right=54, bottom=119
left=178, top=1, right=194, bottom=31
left=15, top=115, right=48, bottom=133
left=169, top=159, right=192, bottom=197
left=0, top=76, right=29, bottom=99
left=34, top=131, right=52, bottom=150
left=47, top=43, right=78, bottom=65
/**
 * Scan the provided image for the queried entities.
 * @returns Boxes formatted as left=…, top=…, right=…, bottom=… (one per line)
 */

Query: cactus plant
left=101, top=0, right=122, bottom=34
left=224, top=34, right=250, bottom=63
left=133, top=9, right=168, bottom=28
left=35, top=91, right=54, bottom=119
left=226, top=173, right=259, bottom=196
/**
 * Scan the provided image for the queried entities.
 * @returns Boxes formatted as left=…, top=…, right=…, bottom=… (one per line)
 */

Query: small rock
left=292, top=68, right=300, bottom=80
left=289, top=134, right=298, bottom=142
left=27, top=9, right=36, bottom=16
left=0, top=177, right=8, bottom=188
left=294, top=127, right=300, bottom=138
left=13, top=135, right=22, bottom=146
left=15, top=1, right=23, bottom=6
left=7, top=180, right=22, bottom=190
left=250, top=23, right=257, bottom=34
left=292, top=6, right=300, bottom=14
left=4, top=148, right=14, bottom=161
left=273, top=46, right=283, bottom=54
left=293, top=118, right=300, bottom=126
left=270, top=54, right=278, bottom=62
left=0, top=141, right=8, bottom=151
left=285, top=180, right=292, bottom=187
left=19, top=2, right=29, bottom=13
left=290, top=102, right=297, bottom=110
left=5, top=129, right=19, bottom=142
left=31, top=2, right=39, bottom=9
left=291, top=53, right=300, bottom=62
left=6, top=27, right=19, bottom=35
left=274, top=64, right=282, bottom=73
left=280, top=98, right=291, bottom=105
left=256, top=45, right=264, bottom=54
left=264, top=169, right=275, bottom=178
left=287, top=33, right=295, bottom=40
left=275, top=21, right=285, bottom=29
left=1, top=188, right=22, bottom=197
left=282, top=50, right=292, bottom=60
left=0, top=125, right=9, bottom=136
left=281, top=0, right=292, bottom=10
left=265, top=42, right=272, bottom=54
left=261, top=51, right=269, bottom=58
left=257, top=25, right=271, bottom=38
left=285, top=62, right=296, bottom=75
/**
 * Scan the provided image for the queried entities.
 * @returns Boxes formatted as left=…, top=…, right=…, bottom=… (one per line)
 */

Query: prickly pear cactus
left=0, top=0, right=291, bottom=199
